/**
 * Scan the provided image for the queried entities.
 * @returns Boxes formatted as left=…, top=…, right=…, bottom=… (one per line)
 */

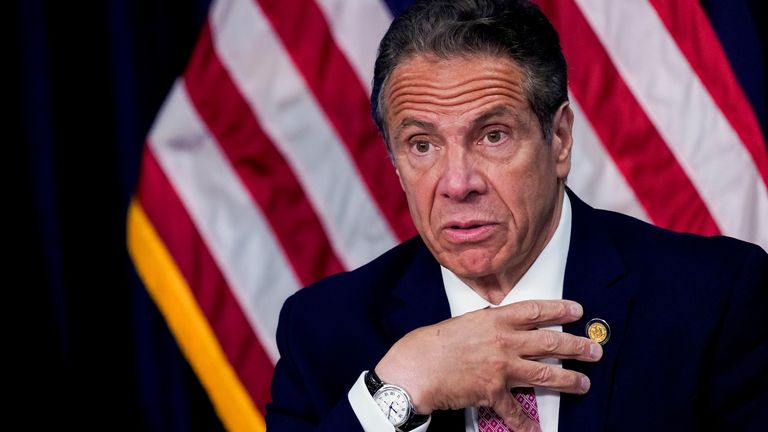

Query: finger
left=494, top=394, right=541, bottom=432
left=499, top=300, right=583, bottom=329
left=512, top=360, right=591, bottom=394
left=514, top=329, right=603, bottom=362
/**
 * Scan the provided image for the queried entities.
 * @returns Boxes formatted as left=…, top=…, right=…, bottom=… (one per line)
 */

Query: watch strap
left=400, top=412, right=430, bottom=431
left=365, top=369, right=384, bottom=395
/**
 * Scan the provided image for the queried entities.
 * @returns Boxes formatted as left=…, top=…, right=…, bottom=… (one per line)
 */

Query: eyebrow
left=470, top=105, right=519, bottom=130
left=393, top=118, right=436, bottom=141
left=392, top=105, right=522, bottom=141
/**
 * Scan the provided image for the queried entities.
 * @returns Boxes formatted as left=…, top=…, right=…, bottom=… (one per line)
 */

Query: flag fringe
left=127, top=199, right=266, bottom=432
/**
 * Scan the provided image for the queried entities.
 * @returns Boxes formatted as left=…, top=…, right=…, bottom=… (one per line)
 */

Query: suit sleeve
left=705, top=244, right=768, bottom=429
left=265, top=295, right=365, bottom=431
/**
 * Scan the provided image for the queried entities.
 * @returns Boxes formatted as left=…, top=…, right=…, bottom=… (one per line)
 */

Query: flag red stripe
left=649, top=0, right=768, bottom=184
left=254, top=0, right=416, bottom=241
left=137, top=147, right=274, bottom=413
left=537, top=0, right=720, bottom=236
left=185, top=22, right=345, bottom=284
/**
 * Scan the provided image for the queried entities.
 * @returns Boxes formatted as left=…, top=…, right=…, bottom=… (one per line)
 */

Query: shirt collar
left=441, top=193, right=572, bottom=318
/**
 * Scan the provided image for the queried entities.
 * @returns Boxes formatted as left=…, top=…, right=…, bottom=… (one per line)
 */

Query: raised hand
left=375, top=299, right=602, bottom=430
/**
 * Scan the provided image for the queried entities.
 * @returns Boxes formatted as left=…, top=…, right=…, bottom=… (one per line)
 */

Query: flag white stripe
left=575, top=0, right=768, bottom=250
left=210, top=0, right=398, bottom=269
left=314, top=0, right=393, bottom=93
left=150, top=82, right=295, bottom=363
left=568, top=97, right=651, bottom=222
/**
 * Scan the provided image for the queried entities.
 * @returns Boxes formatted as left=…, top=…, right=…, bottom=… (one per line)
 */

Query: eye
left=483, top=130, right=506, bottom=144
left=412, top=140, right=432, bottom=154
left=402, top=134, right=438, bottom=158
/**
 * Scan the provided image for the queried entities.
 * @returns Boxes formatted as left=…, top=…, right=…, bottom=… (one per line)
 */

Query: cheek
left=488, top=166, right=527, bottom=205
left=399, top=172, right=433, bottom=221
left=488, top=167, right=543, bottom=228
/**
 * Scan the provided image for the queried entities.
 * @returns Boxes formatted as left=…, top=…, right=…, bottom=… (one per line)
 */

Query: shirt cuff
left=347, top=371, right=431, bottom=432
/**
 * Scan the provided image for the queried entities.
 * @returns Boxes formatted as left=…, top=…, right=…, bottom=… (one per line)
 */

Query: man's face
left=384, top=54, right=573, bottom=285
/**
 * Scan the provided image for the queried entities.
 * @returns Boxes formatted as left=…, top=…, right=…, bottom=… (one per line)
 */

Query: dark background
left=14, top=0, right=223, bottom=429
left=13, top=0, right=765, bottom=429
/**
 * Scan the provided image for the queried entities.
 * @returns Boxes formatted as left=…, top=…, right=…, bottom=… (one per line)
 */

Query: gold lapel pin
left=585, top=318, right=610, bottom=345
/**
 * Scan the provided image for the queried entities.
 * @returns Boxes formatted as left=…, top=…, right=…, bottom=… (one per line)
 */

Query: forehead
left=383, top=54, right=528, bottom=129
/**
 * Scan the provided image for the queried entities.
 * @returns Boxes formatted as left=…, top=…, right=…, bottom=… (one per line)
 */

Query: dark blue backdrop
left=14, top=0, right=223, bottom=429
left=14, top=0, right=765, bottom=429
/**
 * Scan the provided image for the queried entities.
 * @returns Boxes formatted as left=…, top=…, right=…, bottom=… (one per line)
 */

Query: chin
left=443, top=250, right=499, bottom=278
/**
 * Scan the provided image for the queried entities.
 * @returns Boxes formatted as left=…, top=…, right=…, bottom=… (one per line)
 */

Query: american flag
left=126, top=0, right=767, bottom=430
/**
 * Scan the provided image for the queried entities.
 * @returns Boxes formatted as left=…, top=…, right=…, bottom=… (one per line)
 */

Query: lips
left=441, top=220, right=498, bottom=243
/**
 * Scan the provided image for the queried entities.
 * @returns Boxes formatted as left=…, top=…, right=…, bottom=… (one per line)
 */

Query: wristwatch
left=365, top=370, right=429, bottom=431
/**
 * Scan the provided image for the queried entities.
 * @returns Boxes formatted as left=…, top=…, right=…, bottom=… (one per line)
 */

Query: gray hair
left=371, top=0, right=568, bottom=153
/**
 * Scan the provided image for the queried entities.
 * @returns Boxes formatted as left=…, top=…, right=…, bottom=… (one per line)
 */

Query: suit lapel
left=381, top=239, right=453, bottom=342
left=380, top=239, right=465, bottom=432
left=558, top=191, right=635, bottom=432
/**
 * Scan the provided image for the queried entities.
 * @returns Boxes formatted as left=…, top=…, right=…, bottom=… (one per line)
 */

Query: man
left=266, top=1, right=768, bottom=431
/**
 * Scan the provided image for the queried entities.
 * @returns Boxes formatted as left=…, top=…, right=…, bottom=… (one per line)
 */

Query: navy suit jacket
left=266, top=191, right=768, bottom=431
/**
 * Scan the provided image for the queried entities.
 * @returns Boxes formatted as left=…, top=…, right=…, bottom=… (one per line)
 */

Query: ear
left=551, top=101, right=574, bottom=179
left=395, top=168, right=405, bottom=191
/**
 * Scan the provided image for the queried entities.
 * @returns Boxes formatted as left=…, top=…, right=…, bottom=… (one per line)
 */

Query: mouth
left=448, top=222, right=485, bottom=229
left=441, top=221, right=498, bottom=243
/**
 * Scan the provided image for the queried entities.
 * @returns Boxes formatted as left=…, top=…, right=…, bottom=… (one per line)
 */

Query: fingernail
left=581, top=376, right=591, bottom=393
left=569, top=303, right=583, bottom=317
left=590, top=343, right=602, bottom=360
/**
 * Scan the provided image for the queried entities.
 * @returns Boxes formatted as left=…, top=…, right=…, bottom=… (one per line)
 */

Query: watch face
left=374, top=385, right=411, bottom=427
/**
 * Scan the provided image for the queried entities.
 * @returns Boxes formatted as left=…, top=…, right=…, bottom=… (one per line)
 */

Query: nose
left=436, top=148, right=487, bottom=201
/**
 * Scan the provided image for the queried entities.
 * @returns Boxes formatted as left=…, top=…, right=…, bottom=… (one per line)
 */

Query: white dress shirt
left=349, top=194, right=572, bottom=431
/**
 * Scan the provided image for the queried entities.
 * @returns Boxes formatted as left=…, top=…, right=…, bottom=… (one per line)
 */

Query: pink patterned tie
left=477, top=388, right=540, bottom=431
